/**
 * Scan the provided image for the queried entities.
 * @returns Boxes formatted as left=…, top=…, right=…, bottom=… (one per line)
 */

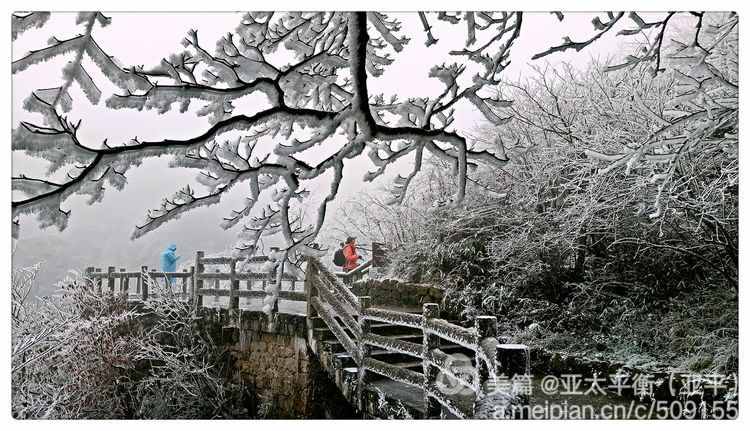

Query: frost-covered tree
left=532, top=12, right=738, bottom=221
left=495, top=12, right=738, bottom=280
left=12, top=11, right=722, bottom=312
left=380, top=12, right=737, bottom=373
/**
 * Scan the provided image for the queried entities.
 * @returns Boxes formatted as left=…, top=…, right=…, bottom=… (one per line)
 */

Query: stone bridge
left=85, top=251, right=530, bottom=419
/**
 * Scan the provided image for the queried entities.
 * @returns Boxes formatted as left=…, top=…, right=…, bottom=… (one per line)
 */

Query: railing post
left=95, top=268, right=102, bottom=295
left=85, top=267, right=94, bottom=290
left=475, top=315, right=498, bottom=416
left=107, top=266, right=115, bottom=294
left=305, top=257, right=319, bottom=320
left=229, top=259, right=239, bottom=310
left=120, top=268, right=128, bottom=297
left=189, top=266, right=195, bottom=300
left=269, top=266, right=278, bottom=314
left=357, top=295, right=372, bottom=414
left=213, top=269, right=221, bottom=305
left=136, top=266, right=143, bottom=294
left=150, top=270, right=159, bottom=294
left=422, top=303, right=441, bottom=418
left=495, top=343, right=531, bottom=419
left=182, top=269, right=188, bottom=297
left=140, top=265, right=149, bottom=301
left=163, top=270, right=171, bottom=292
left=195, top=251, right=204, bottom=309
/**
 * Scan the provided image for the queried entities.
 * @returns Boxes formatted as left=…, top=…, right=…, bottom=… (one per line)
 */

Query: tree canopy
left=12, top=11, right=736, bottom=311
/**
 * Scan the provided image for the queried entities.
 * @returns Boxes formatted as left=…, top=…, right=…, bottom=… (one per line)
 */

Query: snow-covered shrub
left=12, top=267, right=140, bottom=418
left=11, top=267, right=247, bottom=418
left=129, top=277, right=245, bottom=418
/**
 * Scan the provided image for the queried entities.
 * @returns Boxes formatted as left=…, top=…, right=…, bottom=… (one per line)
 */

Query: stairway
left=307, top=307, right=477, bottom=418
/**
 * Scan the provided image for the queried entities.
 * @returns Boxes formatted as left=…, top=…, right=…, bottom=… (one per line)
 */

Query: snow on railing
left=86, top=266, right=194, bottom=301
left=84, top=250, right=303, bottom=309
left=310, top=296, right=360, bottom=364
left=362, top=307, right=424, bottom=329
left=304, top=256, right=529, bottom=419
left=363, top=332, right=422, bottom=358
left=424, top=383, right=471, bottom=418
left=192, top=251, right=302, bottom=311
left=315, top=273, right=362, bottom=339
left=316, top=261, right=362, bottom=312
left=424, top=318, right=478, bottom=350
left=362, top=357, right=423, bottom=387
left=426, top=347, right=475, bottom=391
left=334, top=258, right=373, bottom=285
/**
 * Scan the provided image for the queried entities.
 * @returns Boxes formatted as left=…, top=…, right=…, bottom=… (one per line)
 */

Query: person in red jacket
left=342, top=236, right=360, bottom=272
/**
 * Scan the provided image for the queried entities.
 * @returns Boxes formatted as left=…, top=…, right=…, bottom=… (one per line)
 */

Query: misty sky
left=11, top=12, right=679, bottom=293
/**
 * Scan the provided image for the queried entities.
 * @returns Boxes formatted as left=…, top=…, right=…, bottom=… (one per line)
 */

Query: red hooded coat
left=343, top=242, right=359, bottom=271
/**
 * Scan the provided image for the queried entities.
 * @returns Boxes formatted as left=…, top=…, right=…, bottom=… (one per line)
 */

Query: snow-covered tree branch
left=13, top=11, right=726, bottom=312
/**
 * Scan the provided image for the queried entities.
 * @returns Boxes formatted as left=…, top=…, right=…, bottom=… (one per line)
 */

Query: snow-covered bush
left=129, top=277, right=246, bottom=418
left=11, top=267, right=246, bottom=418
left=12, top=267, right=140, bottom=418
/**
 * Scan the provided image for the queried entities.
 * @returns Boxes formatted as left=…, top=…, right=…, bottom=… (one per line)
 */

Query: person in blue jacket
left=160, top=243, right=180, bottom=285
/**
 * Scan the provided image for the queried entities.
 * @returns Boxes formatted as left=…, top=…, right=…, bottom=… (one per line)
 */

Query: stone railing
left=334, top=258, right=373, bottom=285
left=191, top=251, right=303, bottom=311
left=85, top=265, right=194, bottom=301
left=84, top=250, right=303, bottom=311
left=86, top=253, right=529, bottom=418
left=305, top=256, right=529, bottom=419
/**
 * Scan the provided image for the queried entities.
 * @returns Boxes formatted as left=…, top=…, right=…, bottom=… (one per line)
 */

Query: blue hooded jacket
left=160, top=244, right=179, bottom=274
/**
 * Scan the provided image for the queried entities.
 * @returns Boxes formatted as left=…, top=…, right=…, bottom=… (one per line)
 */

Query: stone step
left=312, top=320, right=420, bottom=341
left=387, top=360, right=423, bottom=371
left=322, top=333, right=424, bottom=353
left=369, top=324, right=422, bottom=337
left=334, top=350, right=416, bottom=369
left=333, top=343, right=471, bottom=369
left=322, top=339, right=347, bottom=353
left=366, top=376, right=476, bottom=419
left=308, top=316, right=328, bottom=329
left=312, top=326, right=338, bottom=341
left=365, top=378, right=426, bottom=417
